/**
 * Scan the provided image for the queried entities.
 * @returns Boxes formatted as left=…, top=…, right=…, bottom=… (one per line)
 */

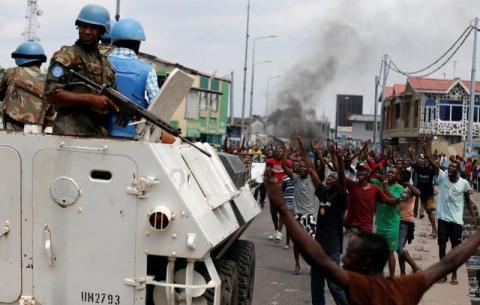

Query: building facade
left=336, top=94, right=363, bottom=127
left=140, top=53, right=231, bottom=145
left=382, top=77, right=480, bottom=155
left=349, top=114, right=377, bottom=141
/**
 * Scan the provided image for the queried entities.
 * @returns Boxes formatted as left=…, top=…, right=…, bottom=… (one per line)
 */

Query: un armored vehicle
left=0, top=121, right=260, bottom=305
left=0, top=65, right=260, bottom=305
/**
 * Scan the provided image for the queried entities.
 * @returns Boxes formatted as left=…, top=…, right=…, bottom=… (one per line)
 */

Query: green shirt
left=371, top=179, right=403, bottom=230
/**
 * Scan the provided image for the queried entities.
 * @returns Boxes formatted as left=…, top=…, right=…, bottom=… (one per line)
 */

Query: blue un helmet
left=111, top=18, right=146, bottom=42
left=75, top=4, right=111, bottom=32
left=101, top=20, right=115, bottom=43
left=11, top=42, right=47, bottom=66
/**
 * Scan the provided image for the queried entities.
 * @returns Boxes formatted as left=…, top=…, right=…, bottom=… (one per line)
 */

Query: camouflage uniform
left=45, top=41, right=116, bottom=136
left=0, top=66, right=51, bottom=131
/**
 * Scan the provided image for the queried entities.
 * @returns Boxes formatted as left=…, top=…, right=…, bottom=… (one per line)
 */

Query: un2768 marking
left=81, top=291, right=120, bottom=305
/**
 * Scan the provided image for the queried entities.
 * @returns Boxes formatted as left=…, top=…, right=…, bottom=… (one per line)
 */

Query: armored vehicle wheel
left=206, top=259, right=239, bottom=305
left=224, top=240, right=255, bottom=305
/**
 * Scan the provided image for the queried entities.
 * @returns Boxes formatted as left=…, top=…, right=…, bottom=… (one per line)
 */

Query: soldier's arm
left=44, top=48, right=118, bottom=114
left=46, top=90, right=117, bottom=115
left=0, top=68, right=11, bottom=100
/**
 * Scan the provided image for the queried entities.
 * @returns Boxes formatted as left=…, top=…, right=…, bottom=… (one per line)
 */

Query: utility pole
left=467, top=17, right=479, bottom=157
left=379, top=54, right=389, bottom=150
left=373, top=75, right=379, bottom=150
left=229, top=71, right=234, bottom=125
left=240, top=0, right=251, bottom=142
left=23, top=0, right=42, bottom=42
left=453, top=60, right=459, bottom=78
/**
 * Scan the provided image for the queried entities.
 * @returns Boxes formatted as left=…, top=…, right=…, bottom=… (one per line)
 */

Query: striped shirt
left=282, top=175, right=295, bottom=209
left=109, top=47, right=160, bottom=103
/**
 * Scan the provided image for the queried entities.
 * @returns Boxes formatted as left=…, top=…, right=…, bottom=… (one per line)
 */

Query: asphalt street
left=242, top=204, right=335, bottom=305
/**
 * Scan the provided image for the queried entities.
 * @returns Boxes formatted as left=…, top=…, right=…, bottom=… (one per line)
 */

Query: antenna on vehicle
left=115, top=0, right=120, bottom=21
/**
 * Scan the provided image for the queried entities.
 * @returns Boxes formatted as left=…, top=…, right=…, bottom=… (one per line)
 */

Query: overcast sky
left=2, top=0, right=480, bottom=123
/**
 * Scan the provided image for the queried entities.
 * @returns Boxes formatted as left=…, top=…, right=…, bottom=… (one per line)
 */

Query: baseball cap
left=355, top=162, right=370, bottom=172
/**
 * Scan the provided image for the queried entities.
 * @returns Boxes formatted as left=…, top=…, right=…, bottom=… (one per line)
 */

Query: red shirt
left=368, top=159, right=387, bottom=179
left=346, top=271, right=428, bottom=305
left=466, top=162, right=472, bottom=177
left=266, top=158, right=287, bottom=183
left=345, top=180, right=391, bottom=232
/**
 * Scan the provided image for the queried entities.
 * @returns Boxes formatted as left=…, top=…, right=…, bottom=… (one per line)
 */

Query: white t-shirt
left=436, top=170, right=470, bottom=225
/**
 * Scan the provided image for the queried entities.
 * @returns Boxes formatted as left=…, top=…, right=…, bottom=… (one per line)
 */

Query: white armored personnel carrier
left=0, top=70, right=260, bottom=305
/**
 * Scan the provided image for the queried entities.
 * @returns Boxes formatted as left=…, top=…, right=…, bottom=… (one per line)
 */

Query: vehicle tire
left=206, top=259, right=239, bottom=305
left=224, top=240, right=255, bottom=305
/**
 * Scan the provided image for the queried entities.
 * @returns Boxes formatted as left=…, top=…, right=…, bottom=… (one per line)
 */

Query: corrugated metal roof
left=139, top=52, right=231, bottom=82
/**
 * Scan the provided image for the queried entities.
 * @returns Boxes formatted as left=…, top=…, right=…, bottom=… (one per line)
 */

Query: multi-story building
left=349, top=114, right=378, bottom=141
left=336, top=94, right=363, bottom=127
left=382, top=77, right=480, bottom=155
left=140, top=53, right=231, bottom=145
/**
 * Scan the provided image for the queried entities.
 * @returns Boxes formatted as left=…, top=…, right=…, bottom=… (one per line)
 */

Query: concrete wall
left=351, top=121, right=373, bottom=140
left=431, top=137, right=465, bottom=157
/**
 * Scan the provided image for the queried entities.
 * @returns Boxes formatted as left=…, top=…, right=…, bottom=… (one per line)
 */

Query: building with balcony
left=140, top=53, right=231, bottom=145
left=382, top=77, right=480, bottom=155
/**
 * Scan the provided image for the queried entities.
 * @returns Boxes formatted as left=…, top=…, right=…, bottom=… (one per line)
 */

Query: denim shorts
left=397, top=221, right=414, bottom=254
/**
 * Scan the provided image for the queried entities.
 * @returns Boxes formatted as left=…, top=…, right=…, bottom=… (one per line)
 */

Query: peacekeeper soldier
left=45, top=4, right=118, bottom=136
left=0, top=42, right=52, bottom=131
left=99, top=20, right=115, bottom=56
left=106, top=18, right=160, bottom=138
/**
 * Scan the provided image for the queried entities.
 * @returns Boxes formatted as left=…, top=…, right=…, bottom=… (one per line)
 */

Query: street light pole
left=247, top=35, right=277, bottom=142
left=265, top=75, right=282, bottom=118
left=379, top=54, right=389, bottom=149
left=240, top=0, right=251, bottom=143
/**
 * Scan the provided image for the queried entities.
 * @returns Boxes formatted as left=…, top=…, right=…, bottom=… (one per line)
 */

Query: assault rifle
left=68, top=69, right=211, bottom=157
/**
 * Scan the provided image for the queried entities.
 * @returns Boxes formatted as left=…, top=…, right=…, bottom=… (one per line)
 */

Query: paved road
left=243, top=206, right=335, bottom=305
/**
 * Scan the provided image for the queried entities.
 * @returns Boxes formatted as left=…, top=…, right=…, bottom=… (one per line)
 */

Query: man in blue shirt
left=107, top=18, right=159, bottom=138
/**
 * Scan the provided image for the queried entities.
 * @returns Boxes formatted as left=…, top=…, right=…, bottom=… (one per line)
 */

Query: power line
left=390, top=26, right=473, bottom=78
left=390, top=25, right=472, bottom=75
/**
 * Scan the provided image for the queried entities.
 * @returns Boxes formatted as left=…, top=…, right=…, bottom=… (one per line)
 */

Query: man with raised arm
left=264, top=167, right=480, bottom=305
left=421, top=137, right=477, bottom=285
left=282, top=134, right=317, bottom=275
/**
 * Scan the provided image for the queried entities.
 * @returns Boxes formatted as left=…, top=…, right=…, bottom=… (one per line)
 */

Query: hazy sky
left=1, top=0, right=480, bottom=123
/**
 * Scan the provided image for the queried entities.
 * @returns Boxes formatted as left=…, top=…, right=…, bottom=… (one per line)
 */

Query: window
left=365, top=122, right=374, bottom=130
left=185, top=91, right=199, bottom=120
left=199, top=92, right=208, bottom=111
left=404, top=102, right=410, bottom=128
left=439, top=100, right=462, bottom=121
left=423, top=99, right=436, bottom=123
left=395, top=104, right=400, bottom=119
left=465, top=102, right=480, bottom=122
left=210, top=94, right=220, bottom=112
left=413, top=100, right=419, bottom=128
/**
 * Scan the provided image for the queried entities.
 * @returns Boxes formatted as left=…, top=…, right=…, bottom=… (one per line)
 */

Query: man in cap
left=45, top=4, right=118, bottom=136
left=106, top=18, right=159, bottom=138
left=0, top=41, right=52, bottom=131
left=343, top=161, right=399, bottom=233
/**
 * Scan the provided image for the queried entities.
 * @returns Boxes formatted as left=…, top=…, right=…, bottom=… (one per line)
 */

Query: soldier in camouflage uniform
left=45, top=4, right=118, bottom=136
left=0, top=41, right=51, bottom=131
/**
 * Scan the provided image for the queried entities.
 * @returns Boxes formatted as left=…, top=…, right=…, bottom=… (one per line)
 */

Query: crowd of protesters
left=228, top=133, right=480, bottom=305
